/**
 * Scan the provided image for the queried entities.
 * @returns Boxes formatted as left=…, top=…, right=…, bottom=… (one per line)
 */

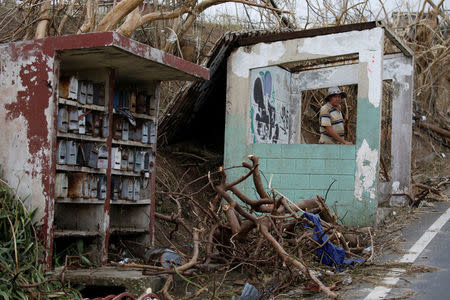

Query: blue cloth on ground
left=303, top=212, right=364, bottom=271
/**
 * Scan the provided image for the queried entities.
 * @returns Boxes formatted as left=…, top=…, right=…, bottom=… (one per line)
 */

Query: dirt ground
left=146, top=129, right=449, bottom=299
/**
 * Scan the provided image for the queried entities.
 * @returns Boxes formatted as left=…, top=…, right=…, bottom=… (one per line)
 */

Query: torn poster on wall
left=249, top=66, right=291, bottom=144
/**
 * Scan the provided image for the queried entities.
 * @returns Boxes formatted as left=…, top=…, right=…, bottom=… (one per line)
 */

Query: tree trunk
left=78, top=0, right=98, bottom=34
left=97, top=0, right=143, bottom=32
left=116, top=6, right=143, bottom=37
left=35, top=0, right=52, bottom=39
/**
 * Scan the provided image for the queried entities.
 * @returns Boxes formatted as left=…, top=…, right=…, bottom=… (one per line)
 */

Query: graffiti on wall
left=250, top=68, right=290, bottom=144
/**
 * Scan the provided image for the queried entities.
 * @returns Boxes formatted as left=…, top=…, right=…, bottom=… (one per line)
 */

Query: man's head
left=325, top=86, right=346, bottom=107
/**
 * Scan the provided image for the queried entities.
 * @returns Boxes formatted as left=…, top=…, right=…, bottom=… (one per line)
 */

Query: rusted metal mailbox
left=93, top=83, right=105, bottom=106
left=127, top=150, right=135, bottom=171
left=121, top=149, right=128, bottom=171
left=78, top=109, right=86, bottom=134
left=78, top=81, right=88, bottom=104
left=66, top=140, right=77, bottom=165
left=59, top=77, right=70, bottom=99
left=130, top=91, right=137, bottom=113
left=133, top=179, right=140, bottom=201
left=97, top=145, right=108, bottom=169
left=55, top=173, right=68, bottom=198
left=148, top=95, right=157, bottom=116
left=110, top=176, right=121, bottom=200
left=86, top=82, right=94, bottom=104
left=68, top=173, right=87, bottom=198
left=113, top=118, right=123, bottom=140
left=102, top=114, right=109, bottom=138
left=111, top=147, right=121, bottom=170
left=131, top=124, right=142, bottom=142
left=57, top=108, right=68, bottom=133
left=149, top=151, right=156, bottom=172
left=142, top=121, right=149, bottom=144
left=97, top=176, right=107, bottom=200
left=136, top=93, right=146, bottom=114
left=121, top=178, right=133, bottom=200
left=82, top=143, right=98, bottom=168
left=122, top=120, right=129, bottom=141
left=134, top=151, right=143, bottom=173
left=56, top=140, right=66, bottom=165
left=143, top=152, right=150, bottom=172
left=92, top=113, right=102, bottom=137
left=68, top=76, right=78, bottom=100
left=89, top=175, right=98, bottom=198
left=68, top=108, right=79, bottom=132
left=149, top=121, right=157, bottom=144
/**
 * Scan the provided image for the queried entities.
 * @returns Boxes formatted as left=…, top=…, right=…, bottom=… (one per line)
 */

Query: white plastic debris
left=342, top=275, right=353, bottom=285
left=421, top=201, right=436, bottom=208
left=285, top=288, right=306, bottom=296
left=363, top=246, right=372, bottom=254
left=310, top=270, right=323, bottom=278
left=421, top=115, right=427, bottom=121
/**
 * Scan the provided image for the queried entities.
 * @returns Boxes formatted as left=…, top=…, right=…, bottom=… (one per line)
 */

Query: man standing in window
left=319, top=87, right=352, bottom=145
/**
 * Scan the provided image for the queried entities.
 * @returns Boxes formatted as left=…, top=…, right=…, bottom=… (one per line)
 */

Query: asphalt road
left=364, top=201, right=450, bottom=300
left=389, top=202, right=450, bottom=300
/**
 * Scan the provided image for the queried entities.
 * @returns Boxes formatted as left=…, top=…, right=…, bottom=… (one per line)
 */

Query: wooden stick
left=161, top=274, right=174, bottom=300
left=414, top=183, right=444, bottom=196
left=417, top=121, right=450, bottom=138
left=259, top=218, right=338, bottom=299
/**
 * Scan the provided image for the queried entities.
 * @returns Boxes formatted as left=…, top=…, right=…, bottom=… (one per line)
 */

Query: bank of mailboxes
left=56, top=172, right=144, bottom=201
left=58, top=107, right=109, bottom=137
left=110, top=148, right=155, bottom=173
left=55, top=173, right=107, bottom=200
left=113, top=90, right=156, bottom=116
left=59, top=76, right=105, bottom=106
left=56, top=78, right=155, bottom=203
left=112, top=119, right=156, bottom=144
left=110, top=176, right=142, bottom=201
left=57, top=141, right=109, bottom=169
left=76, top=81, right=94, bottom=104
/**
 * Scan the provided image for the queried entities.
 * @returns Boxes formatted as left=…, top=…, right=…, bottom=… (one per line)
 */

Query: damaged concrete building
left=0, top=32, right=209, bottom=267
left=162, top=22, right=414, bottom=227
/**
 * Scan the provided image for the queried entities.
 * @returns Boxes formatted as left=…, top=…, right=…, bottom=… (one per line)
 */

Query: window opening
left=301, top=84, right=358, bottom=144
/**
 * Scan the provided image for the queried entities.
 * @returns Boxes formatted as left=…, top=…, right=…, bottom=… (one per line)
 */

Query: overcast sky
left=203, top=0, right=448, bottom=26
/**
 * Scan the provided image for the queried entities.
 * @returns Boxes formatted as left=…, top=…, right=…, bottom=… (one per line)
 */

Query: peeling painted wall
left=0, top=41, right=57, bottom=259
left=384, top=55, right=414, bottom=206
left=0, top=42, right=57, bottom=222
left=225, top=28, right=392, bottom=226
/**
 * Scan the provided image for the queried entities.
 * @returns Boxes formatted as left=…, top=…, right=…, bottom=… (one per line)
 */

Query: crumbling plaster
left=0, top=43, right=56, bottom=224
left=227, top=28, right=384, bottom=130
left=225, top=28, right=390, bottom=226
left=384, top=55, right=414, bottom=206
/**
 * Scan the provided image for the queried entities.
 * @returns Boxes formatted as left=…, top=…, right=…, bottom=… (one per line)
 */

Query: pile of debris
left=116, top=155, right=375, bottom=299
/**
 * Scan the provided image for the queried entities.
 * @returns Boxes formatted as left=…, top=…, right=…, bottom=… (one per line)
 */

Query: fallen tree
left=118, top=155, right=374, bottom=299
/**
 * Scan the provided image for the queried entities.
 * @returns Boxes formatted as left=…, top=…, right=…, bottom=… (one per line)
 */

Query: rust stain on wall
left=2, top=41, right=57, bottom=263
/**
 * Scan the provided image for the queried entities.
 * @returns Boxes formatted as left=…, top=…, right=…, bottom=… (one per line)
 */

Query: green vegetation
left=0, top=179, right=81, bottom=299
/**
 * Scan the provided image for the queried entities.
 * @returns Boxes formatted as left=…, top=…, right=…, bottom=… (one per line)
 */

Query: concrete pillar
left=389, top=56, right=414, bottom=206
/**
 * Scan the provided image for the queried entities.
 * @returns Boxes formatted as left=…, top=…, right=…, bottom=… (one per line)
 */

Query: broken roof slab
left=41, top=31, right=209, bottom=82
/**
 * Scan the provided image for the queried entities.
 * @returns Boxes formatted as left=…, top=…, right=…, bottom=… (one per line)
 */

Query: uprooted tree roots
left=135, top=155, right=374, bottom=298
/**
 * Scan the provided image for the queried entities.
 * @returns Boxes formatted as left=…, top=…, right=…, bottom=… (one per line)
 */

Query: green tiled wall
left=251, top=144, right=356, bottom=214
